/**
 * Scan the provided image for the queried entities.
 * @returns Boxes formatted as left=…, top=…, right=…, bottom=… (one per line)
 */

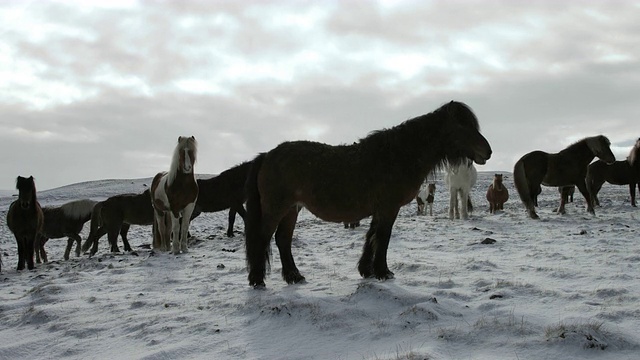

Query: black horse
left=6, top=176, right=44, bottom=271
left=586, top=138, right=640, bottom=207
left=514, top=135, right=616, bottom=219
left=245, top=101, right=492, bottom=288
left=192, top=160, right=252, bottom=237
left=38, top=199, right=97, bottom=262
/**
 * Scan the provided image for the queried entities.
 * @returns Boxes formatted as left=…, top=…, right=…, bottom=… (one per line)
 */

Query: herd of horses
left=4, top=101, right=640, bottom=289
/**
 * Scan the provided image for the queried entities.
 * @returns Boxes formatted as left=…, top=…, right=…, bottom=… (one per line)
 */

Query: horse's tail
left=82, top=201, right=103, bottom=253
left=513, top=158, right=535, bottom=216
left=244, top=153, right=271, bottom=278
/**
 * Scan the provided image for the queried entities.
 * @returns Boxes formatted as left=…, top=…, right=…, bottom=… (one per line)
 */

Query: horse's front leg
left=448, top=191, right=456, bottom=220
left=120, top=224, right=132, bottom=252
left=460, top=190, right=469, bottom=220
left=26, top=232, right=36, bottom=270
left=179, top=203, right=196, bottom=253
left=371, top=210, right=399, bottom=280
left=576, top=181, right=595, bottom=215
left=275, top=207, right=304, bottom=284
left=358, top=216, right=379, bottom=278
left=16, top=235, right=26, bottom=271
left=629, top=183, right=637, bottom=207
left=70, top=233, right=82, bottom=258
left=170, top=214, right=182, bottom=255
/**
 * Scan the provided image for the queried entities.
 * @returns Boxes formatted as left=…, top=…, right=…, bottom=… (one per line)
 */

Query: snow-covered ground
left=1, top=172, right=638, bottom=360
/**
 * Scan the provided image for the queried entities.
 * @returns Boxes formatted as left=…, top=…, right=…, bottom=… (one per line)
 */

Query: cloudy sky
left=1, top=0, right=639, bottom=190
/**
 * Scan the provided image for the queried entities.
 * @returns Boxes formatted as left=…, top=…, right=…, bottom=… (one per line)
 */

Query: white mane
left=167, top=136, right=198, bottom=185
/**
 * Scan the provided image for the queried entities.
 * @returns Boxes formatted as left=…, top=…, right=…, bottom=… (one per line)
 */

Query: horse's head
left=627, top=138, right=640, bottom=166
left=444, top=101, right=492, bottom=165
left=176, top=136, right=198, bottom=174
left=493, top=174, right=504, bottom=189
left=587, top=135, right=615, bottom=165
left=16, top=175, right=36, bottom=209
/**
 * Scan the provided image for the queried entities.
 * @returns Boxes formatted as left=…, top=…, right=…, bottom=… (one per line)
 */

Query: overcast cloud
left=1, top=0, right=639, bottom=190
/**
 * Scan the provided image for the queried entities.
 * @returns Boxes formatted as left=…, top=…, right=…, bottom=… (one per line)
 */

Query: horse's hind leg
left=460, top=190, right=470, bottom=220
left=64, top=237, right=73, bottom=260
left=629, top=183, right=637, bottom=207
left=88, top=226, right=107, bottom=257
left=275, top=208, right=304, bottom=284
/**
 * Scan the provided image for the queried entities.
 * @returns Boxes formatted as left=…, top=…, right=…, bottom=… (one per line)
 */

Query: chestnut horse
left=586, top=138, right=640, bottom=207
left=37, top=199, right=97, bottom=262
left=514, top=135, right=615, bottom=219
left=81, top=189, right=154, bottom=257
left=151, top=136, right=199, bottom=254
left=6, top=176, right=44, bottom=271
left=486, top=174, right=509, bottom=213
left=245, top=101, right=492, bottom=287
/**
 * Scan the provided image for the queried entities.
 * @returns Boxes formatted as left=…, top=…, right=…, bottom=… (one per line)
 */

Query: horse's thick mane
left=627, top=138, right=640, bottom=166
left=61, top=199, right=97, bottom=219
left=357, top=101, right=479, bottom=172
left=16, top=176, right=37, bottom=200
left=584, top=135, right=610, bottom=155
left=168, top=136, right=198, bottom=185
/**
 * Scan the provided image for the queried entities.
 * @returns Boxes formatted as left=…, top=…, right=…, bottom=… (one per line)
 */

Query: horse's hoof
left=284, top=272, right=306, bottom=284
left=252, top=283, right=267, bottom=290
left=376, top=271, right=395, bottom=280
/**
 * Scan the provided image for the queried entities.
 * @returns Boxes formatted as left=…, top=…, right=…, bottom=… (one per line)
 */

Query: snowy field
left=0, top=172, right=639, bottom=360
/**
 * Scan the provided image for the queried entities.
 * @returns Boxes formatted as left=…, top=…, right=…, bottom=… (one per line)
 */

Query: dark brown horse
left=151, top=136, right=199, bottom=254
left=486, top=174, right=509, bottom=213
left=245, top=101, right=492, bottom=288
left=37, top=199, right=97, bottom=262
left=191, top=160, right=252, bottom=237
left=6, top=176, right=44, bottom=271
left=514, top=135, right=616, bottom=219
left=82, top=189, right=154, bottom=257
left=586, top=138, right=640, bottom=207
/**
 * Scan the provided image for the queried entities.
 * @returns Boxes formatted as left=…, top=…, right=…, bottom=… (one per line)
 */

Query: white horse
left=151, top=136, right=199, bottom=254
left=445, top=159, right=477, bottom=220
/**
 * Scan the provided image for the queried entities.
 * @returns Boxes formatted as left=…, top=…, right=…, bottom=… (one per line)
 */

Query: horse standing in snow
left=151, top=136, right=199, bottom=254
left=37, top=199, right=97, bottom=262
left=191, top=160, right=253, bottom=237
left=586, top=137, right=640, bottom=208
left=514, top=135, right=615, bottom=218
left=6, top=176, right=44, bottom=271
left=416, top=183, right=436, bottom=216
left=486, top=174, right=508, bottom=213
left=82, top=189, right=154, bottom=257
left=445, top=159, right=477, bottom=220
left=244, top=101, right=492, bottom=288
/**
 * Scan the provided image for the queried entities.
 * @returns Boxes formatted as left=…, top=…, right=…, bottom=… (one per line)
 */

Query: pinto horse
left=245, top=101, right=492, bottom=287
left=445, top=159, right=477, bottom=220
left=191, top=160, right=252, bottom=237
left=81, top=189, right=154, bottom=257
left=37, top=199, right=97, bottom=262
left=514, top=135, right=616, bottom=219
left=151, top=136, right=199, bottom=254
left=6, top=176, right=44, bottom=271
left=586, top=138, right=640, bottom=207
left=486, top=174, right=509, bottom=213
left=416, top=183, right=436, bottom=216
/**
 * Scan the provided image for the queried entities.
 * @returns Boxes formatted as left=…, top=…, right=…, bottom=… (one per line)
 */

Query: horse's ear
left=178, top=136, right=182, bottom=142
left=190, top=136, right=195, bottom=140
left=29, top=176, right=33, bottom=180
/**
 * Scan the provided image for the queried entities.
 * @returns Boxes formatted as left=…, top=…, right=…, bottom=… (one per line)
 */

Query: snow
left=1, top=172, right=639, bottom=360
